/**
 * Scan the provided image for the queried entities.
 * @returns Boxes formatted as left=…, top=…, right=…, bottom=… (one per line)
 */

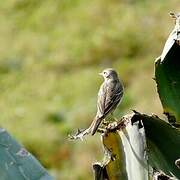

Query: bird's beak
left=99, top=72, right=103, bottom=76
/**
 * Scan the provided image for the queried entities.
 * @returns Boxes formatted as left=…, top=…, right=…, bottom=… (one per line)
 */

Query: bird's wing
left=96, top=80, right=123, bottom=118
left=91, top=80, right=123, bottom=135
left=96, top=82, right=107, bottom=118
left=90, top=83, right=107, bottom=135
left=103, top=81, right=123, bottom=116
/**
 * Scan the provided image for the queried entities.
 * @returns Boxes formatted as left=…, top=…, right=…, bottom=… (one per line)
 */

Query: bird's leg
left=102, top=114, right=118, bottom=128
left=106, top=113, right=118, bottom=129
left=111, top=113, right=119, bottom=121
left=113, top=117, right=118, bottom=121
left=102, top=119, right=109, bottom=126
left=97, top=127, right=107, bottom=135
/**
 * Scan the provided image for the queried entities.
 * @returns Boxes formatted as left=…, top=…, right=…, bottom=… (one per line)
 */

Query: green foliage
left=0, top=128, right=53, bottom=180
left=96, top=113, right=180, bottom=180
left=155, top=42, right=180, bottom=123
left=133, top=113, right=180, bottom=179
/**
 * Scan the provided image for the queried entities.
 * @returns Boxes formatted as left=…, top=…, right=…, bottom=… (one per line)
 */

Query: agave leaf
left=132, top=112, right=180, bottom=179
left=0, top=128, right=53, bottom=180
left=94, top=115, right=149, bottom=180
left=94, top=112, right=180, bottom=180
left=155, top=13, right=180, bottom=123
left=102, top=132, right=128, bottom=180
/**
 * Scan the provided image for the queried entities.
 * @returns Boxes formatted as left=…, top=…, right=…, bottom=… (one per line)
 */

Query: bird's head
left=99, top=68, right=118, bottom=80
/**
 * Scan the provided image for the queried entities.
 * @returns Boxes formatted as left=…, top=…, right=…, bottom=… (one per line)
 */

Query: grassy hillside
left=0, top=0, right=179, bottom=179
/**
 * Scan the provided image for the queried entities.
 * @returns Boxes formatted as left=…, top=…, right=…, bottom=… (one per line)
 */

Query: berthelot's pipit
left=69, top=68, right=124, bottom=139
left=90, top=68, right=124, bottom=135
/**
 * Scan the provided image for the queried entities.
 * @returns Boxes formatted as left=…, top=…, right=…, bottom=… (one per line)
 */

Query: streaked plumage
left=90, top=68, right=124, bottom=135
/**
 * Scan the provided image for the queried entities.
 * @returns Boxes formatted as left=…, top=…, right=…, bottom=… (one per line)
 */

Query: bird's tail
left=90, top=116, right=104, bottom=135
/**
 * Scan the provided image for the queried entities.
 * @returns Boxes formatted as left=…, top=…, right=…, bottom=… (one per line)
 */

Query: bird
left=90, top=68, right=124, bottom=135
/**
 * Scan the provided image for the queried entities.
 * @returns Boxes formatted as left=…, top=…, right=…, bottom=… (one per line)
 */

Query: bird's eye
left=103, top=71, right=106, bottom=74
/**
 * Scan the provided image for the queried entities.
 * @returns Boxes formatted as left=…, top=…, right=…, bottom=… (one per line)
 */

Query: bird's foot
left=107, top=121, right=118, bottom=130
left=97, top=127, right=108, bottom=136
left=97, top=127, right=107, bottom=133
left=102, top=120, right=110, bottom=126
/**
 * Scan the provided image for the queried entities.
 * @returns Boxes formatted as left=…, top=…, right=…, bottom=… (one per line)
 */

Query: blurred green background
left=0, top=0, right=179, bottom=179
